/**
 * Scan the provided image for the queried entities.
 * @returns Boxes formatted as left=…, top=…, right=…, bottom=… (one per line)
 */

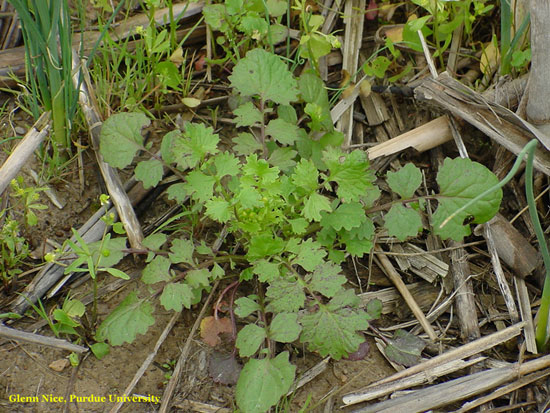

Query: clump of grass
left=8, top=0, right=80, bottom=167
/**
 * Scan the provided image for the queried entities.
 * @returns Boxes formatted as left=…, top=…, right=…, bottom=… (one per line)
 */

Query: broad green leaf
left=242, top=154, right=280, bottom=184
left=229, top=48, right=298, bottom=105
left=160, top=282, right=194, bottom=311
left=166, top=183, right=187, bottom=202
left=266, top=118, right=299, bottom=145
left=233, top=132, right=263, bottom=156
left=386, top=163, right=422, bottom=199
left=100, top=113, right=150, bottom=169
left=432, top=158, right=502, bottom=241
left=323, top=148, right=374, bottom=203
left=214, top=152, right=240, bottom=178
left=142, top=233, right=167, bottom=251
left=252, top=259, right=280, bottom=282
left=236, top=185, right=263, bottom=209
left=206, top=197, right=233, bottom=223
left=96, top=292, right=155, bottom=346
left=303, top=192, right=332, bottom=222
left=309, top=262, right=346, bottom=298
left=291, top=159, right=319, bottom=193
left=384, top=329, right=426, bottom=367
left=235, top=296, right=261, bottom=318
left=169, top=238, right=194, bottom=265
left=299, top=72, right=333, bottom=131
left=247, top=233, right=285, bottom=260
left=135, top=159, right=163, bottom=189
left=234, top=101, right=263, bottom=127
left=238, top=15, right=268, bottom=38
left=266, top=277, right=305, bottom=313
left=277, top=105, right=297, bottom=124
left=267, top=147, right=297, bottom=172
left=300, top=289, right=368, bottom=359
left=90, top=342, right=110, bottom=359
left=89, top=237, right=127, bottom=268
left=266, top=0, right=286, bottom=16
left=320, top=202, right=366, bottom=231
left=292, top=239, right=326, bottom=272
left=183, top=170, right=216, bottom=204
left=202, top=4, right=227, bottom=31
left=236, top=324, right=266, bottom=357
left=366, top=298, right=383, bottom=321
left=384, top=204, right=423, bottom=241
left=288, top=217, right=309, bottom=235
left=236, top=352, right=295, bottom=413
left=142, top=256, right=171, bottom=284
left=171, top=123, right=219, bottom=170
left=340, top=219, right=375, bottom=257
left=186, top=268, right=210, bottom=290
left=269, top=313, right=301, bottom=342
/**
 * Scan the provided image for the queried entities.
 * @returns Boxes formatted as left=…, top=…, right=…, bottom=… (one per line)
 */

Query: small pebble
left=15, top=126, right=26, bottom=135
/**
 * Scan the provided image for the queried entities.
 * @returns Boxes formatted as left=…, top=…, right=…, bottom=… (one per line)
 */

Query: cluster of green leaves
left=203, top=0, right=288, bottom=64
left=90, top=1, right=196, bottom=113
left=96, top=48, right=502, bottom=412
left=404, top=0, right=494, bottom=59
left=0, top=178, right=46, bottom=284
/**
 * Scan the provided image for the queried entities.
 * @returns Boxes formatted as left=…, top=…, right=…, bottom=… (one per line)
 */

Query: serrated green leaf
left=236, top=324, right=266, bottom=357
left=236, top=185, right=263, bottom=209
left=238, top=15, right=268, bottom=38
left=266, top=118, right=299, bottom=145
left=183, top=170, right=216, bottom=204
left=433, top=158, right=502, bottom=241
left=288, top=217, right=309, bottom=235
left=186, top=268, right=210, bottom=289
left=171, top=123, right=219, bottom=170
left=292, top=239, right=326, bottom=272
left=166, top=183, right=187, bottom=202
left=100, top=113, right=150, bottom=169
left=169, top=238, right=194, bottom=265
left=269, top=313, right=302, bottom=342
left=214, top=152, right=240, bottom=178
left=384, top=329, right=426, bottom=367
left=242, top=154, right=280, bottom=184
left=252, top=259, right=280, bottom=282
left=142, top=255, right=171, bottom=284
left=299, top=71, right=333, bottom=131
left=234, top=101, right=263, bottom=127
left=303, top=192, right=332, bottom=222
left=384, top=204, right=423, bottom=241
left=202, top=4, right=227, bottom=31
left=205, top=197, right=233, bottom=223
left=235, top=296, right=261, bottom=318
left=386, top=163, right=422, bottom=199
left=96, top=292, right=155, bottom=346
left=160, top=282, right=194, bottom=311
left=320, top=202, right=366, bottom=231
left=247, top=233, right=285, bottom=260
left=340, top=219, right=375, bottom=257
left=233, top=132, right=263, bottom=156
left=309, top=262, right=346, bottom=298
left=142, top=233, right=167, bottom=251
left=236, top=352, right=295, bottom=413
left=135, top=159, right=163, bottom=189
left=323, top=148, right=374, bottom=203
left=266, top=277, right=305, bottom=313
left=267, top=147, right=297, bottom=172
left=291, top=159, right=319, bottom=193
left=229, top=48, right=298, bottom=105
left=300, top=289, right=368, bottom=359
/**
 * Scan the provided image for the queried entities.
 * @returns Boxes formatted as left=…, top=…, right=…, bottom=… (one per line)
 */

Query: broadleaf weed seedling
left=96, top=48, right=504, bottom=411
